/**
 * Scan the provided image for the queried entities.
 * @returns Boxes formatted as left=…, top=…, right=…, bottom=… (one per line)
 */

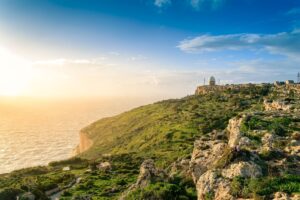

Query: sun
left=0, top=47, right=33, bottom=96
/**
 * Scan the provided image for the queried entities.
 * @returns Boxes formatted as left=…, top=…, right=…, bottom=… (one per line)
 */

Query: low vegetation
left=1, top=84, right=299, bottom=199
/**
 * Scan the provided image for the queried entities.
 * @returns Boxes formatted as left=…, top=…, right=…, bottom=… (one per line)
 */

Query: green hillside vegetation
left=1, top=84, right=299, bottom=199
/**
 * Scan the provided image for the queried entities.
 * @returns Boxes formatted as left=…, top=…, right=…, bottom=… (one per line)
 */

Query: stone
left=273, top=192, right=290, bottom=200
left=119, top=159, right=168, bottom=200
left=221, top=161, right=262, bottom=179
left=238, top=137, right=252, bottom=148
left=190, top=138, right=227, bottom=183
left=62, top=166, right=71, bottom=171
left=97, top=161, right=112, bottom=171
left=169, top=159, right=190, bottom=177
left=196, top=170, right=234, bottom=200
left=135, top=159, right=168, bottom=188
left=264, top=100, right=291, bottom=111
left=227, top=117, right=244, bottom=148
left=262, top=133, right=276, bottom=150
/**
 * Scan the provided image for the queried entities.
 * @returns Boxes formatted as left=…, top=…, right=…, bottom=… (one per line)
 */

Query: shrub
left=0, top=188, right=24, bottom=200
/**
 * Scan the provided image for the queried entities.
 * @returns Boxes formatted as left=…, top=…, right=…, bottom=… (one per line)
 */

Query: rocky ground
left=1, top=83, right=299, bottom=200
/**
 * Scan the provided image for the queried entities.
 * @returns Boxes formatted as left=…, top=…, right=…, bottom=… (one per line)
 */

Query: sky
left=0, top=0, right=299, bottom=98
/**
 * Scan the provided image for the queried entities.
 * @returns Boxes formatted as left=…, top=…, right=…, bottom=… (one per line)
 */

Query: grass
left=3, top=84, right=300, bottom=199
left=230, top=174, right=300, bottom=198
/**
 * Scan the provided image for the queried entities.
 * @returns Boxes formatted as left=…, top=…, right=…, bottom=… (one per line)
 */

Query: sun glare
left=0, top=47, right=33, bottom=96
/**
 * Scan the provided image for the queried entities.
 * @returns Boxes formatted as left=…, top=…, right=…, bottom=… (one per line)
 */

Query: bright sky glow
left=0, top=47, right=34, bottom=96
left=0, top=0, right=299, bottom=98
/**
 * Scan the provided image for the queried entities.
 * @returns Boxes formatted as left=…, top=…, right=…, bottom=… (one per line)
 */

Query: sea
left=0, top=97, right=156, bottom=174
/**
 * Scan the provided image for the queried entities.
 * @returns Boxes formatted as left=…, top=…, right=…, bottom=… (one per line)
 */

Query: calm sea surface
left=0, top=97, right=155, bottom=174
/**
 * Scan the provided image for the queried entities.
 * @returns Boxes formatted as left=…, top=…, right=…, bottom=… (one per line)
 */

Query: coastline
left=72, top=131, right=93, bottom=156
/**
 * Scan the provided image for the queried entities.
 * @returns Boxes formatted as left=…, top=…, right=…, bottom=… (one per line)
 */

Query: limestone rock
left=291, top=194, right=300, bottom=200
left=135, top=159, right=168, bottom=188
left=97, top=161, right=112, bottom=171
left=273, top=192, right=290, bottom=200
left=190, top=138, right=227, bottom=183
left=227, top=117, right=244, bottom=148
left=169, top=159, right=190, bottom=177
left=285, top=144, right=300, bottom=156
left=238, top=137, right=252, bottom=148
left=119, top=159, right=168, bottom=200
left=221, top=161, right=262, bottom=179
left=196, top=170, right=234, bottom=200
left=292, top=131, right=300, bottom=140
left=73, top=131, right=93, bottom=155
left=264, top=100, right=291, bottom=111
left=262, top=133, right=276, bottom=151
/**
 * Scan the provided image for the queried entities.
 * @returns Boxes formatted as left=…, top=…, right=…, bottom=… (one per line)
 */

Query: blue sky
left=0, top=0, right=299, bottom=98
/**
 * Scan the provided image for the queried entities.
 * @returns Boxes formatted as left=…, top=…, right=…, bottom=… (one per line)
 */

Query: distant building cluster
left=195, top=72, right=300, bottom=95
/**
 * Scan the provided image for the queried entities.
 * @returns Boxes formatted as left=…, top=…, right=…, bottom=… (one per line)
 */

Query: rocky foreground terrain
left=1, top=83, right=299, bottom=200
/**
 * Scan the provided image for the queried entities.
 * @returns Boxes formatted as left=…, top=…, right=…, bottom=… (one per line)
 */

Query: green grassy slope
left=1, top=84, right=276, bottom=199
left=80, top=85, right=268, bottom=168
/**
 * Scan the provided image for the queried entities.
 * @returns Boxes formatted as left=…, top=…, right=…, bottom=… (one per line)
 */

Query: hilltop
left=0, top=83, right=300, bottom=200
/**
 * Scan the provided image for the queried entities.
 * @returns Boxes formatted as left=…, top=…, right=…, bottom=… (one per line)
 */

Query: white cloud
left=189, top=0, right=226, bottom=10
left=286, top=7, right=300, bottom=15
left=129, top=55, right=147, bottom=61
left=154, top=0, right=171, bottom=8
left=33, top=57, right=109, bottom=67
left=178, top=31, right=300, bottom=57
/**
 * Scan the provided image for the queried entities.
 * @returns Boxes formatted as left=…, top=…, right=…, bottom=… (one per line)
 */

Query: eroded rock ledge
left=73, top=131, right=93, bottom=155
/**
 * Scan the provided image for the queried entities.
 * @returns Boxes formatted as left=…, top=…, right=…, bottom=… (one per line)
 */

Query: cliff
left=2, top=83, right=300, bottom=200
left=73, top=131, right=93, bottom=155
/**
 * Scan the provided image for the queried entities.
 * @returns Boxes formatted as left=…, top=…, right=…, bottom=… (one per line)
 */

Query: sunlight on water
left=0, top=97, right=155, bottom=174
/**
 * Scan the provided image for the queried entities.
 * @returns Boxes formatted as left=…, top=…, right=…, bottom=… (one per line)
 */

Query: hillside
left=1, top=83, right=300, bottom=200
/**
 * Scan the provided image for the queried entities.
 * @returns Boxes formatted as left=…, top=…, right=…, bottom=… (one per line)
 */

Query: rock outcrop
left=190, top=137, right=227, bottom=183
left=221, top=161, right=262, bottom=179
left=272, top=192, right=300, bottom=200
left=120, top=159, right=168, bottom=199
left=227, top=116, right=244, bottom=148
left=134, top=159, right=168, bottom=188
left=261, top=132, right=277, bottom=152
left=169, top=159, right=190, bottom=178
left=190, top=115, right=265, bottom=200
left=196, top=170, right=233, bottom=200
left=73, top=131, right=93, bottom=155
left=264, top=100, right=291, bottom=111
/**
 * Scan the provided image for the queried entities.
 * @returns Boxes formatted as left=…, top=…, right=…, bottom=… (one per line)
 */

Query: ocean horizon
left=0, top=97, right=157, bottom=174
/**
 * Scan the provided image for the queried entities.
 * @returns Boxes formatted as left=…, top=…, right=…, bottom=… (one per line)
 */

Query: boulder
left=196, top=170, right=234, bottom=200
left=169, top=159, right=190, bottom=177
left=190, top=138, right=227, bottom=183
left=238, top=137, right=252, bottom=148
left=273, top=192, right=290, bottom=200
left=135, top=159, right=168, bottom=188
left=119, top=159, right=168, bottom=200
left=264, top=100, right=291, bottom=111
left=221, top=161, right=262, bottom=179
left=96, top=161, right=112, bottom=171
left=227, top=117, right=244, bottom=148
left=262, top=133, right=276, bottom=151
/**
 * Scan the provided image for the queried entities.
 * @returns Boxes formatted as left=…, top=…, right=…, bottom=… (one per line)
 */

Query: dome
left=209, top=76, right=216, bottom=86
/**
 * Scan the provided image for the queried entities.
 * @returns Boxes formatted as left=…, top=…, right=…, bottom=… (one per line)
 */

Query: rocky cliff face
left=73, top=131, right=93, bottom=155
left=189, top=115, right=263, bottom=200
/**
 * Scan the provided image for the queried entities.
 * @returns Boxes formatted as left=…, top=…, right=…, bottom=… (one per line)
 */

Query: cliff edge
left=73, top=131, right=93, bottom=155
